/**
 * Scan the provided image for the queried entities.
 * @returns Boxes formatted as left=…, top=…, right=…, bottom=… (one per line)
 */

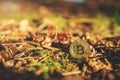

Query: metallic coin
left=69, top=40, right=90, bottom=59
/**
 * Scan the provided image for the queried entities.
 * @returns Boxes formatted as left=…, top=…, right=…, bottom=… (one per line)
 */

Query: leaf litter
left=0, top=7, right=120, bottom=80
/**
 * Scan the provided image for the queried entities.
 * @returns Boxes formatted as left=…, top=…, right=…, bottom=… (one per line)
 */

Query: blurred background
left=0, top=0, right=120, bottom=36
left=0, top=0, right=120, bottom=16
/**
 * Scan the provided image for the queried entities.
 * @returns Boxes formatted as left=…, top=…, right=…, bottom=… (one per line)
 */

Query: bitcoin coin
left=69, top=40, right=90, bottom=59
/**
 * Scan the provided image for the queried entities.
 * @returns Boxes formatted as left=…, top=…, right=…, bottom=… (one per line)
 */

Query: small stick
left=62, top=71, right=81, bottom=76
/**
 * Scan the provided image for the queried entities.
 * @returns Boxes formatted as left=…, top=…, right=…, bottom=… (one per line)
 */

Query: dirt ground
left=0, top=1, right=120, bottom=80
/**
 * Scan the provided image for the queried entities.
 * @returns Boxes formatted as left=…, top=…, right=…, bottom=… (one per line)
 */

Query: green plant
left=61, top=54, right=69, bottom=65
left=93, top=14, right=110, bottom=34
left=113, top=11, right=120, bottom=27
left=49, top=14, right=67, bottom=30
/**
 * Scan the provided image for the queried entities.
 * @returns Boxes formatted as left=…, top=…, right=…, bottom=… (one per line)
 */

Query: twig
left=2, top=42, right=28, bottom=45
left=41, top=26, right=58, bottom=45
left=62, top=71, right=81, bottom=76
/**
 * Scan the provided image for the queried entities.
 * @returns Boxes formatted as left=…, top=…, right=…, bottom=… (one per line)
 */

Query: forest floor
left=0, top=1, right=120, bottom=80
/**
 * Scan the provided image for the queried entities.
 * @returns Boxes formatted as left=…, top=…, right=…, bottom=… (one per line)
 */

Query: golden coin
left=69, top=40, right=90, bottom=59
